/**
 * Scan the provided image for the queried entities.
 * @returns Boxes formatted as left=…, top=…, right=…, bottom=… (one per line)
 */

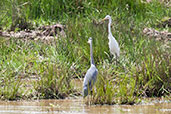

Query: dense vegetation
left=0, top=0, right=170, bottom=104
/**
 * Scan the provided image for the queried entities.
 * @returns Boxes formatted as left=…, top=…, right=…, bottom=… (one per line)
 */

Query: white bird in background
left=83, top=37, right=98, bottom=97
left=102, top=15, right=120, bottom=59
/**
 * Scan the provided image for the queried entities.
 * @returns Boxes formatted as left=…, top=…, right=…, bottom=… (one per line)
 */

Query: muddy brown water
left=0, top=98, right=170, bottom=114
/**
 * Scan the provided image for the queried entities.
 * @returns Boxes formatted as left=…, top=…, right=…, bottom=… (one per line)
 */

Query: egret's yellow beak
left=101, top=18, right=107, bottom=22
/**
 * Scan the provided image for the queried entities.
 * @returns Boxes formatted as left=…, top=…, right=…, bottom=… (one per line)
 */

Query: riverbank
left=0, top=0, right=170, bottom=104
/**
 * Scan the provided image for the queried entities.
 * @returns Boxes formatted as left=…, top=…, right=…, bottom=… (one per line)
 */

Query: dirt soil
left=143, top=28, right=171, bottom=42
left=0, top=24, right=66, bottom=41
left=143, top=18, right=171, bottom=43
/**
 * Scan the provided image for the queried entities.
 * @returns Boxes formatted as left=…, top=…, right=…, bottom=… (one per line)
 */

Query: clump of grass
left=34, top=62, right=73, bottom=99
left=0, top=75, right=22, bottom=100
left=91, top=61, right=138, bottom=105
left=92, top=64, right=115, bottom=105
left=0, top=38, right=75, bottom=100
left=135, top=46, right=170, bottom=97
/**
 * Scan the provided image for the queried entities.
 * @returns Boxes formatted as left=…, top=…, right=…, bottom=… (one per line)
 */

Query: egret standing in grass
left=83, top=37, right=98, bottom=98
left=102, top=15, right=120, bottom=59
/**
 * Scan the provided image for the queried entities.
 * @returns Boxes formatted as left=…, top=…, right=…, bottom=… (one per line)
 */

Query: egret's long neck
left=108, top=18, right=112, bottom=35
left=90, top=42, right=94, bottom=65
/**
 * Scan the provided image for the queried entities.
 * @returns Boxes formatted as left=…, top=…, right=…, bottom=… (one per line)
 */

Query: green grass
left=0, top=38, right=75, bottom=100
left=0, top=0, right=170, bottom=104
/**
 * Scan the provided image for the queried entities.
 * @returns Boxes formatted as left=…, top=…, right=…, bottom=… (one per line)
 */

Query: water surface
left=0, top=98, right=170, bottom=114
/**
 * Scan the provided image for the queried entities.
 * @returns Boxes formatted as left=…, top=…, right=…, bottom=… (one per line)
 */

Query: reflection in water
left=0, top=98, right=170, bottom=114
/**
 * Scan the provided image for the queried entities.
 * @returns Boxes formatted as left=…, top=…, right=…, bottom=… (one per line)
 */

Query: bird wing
left=108, top=34, right=120, bottom=57
left=83, top=65, right=98, bottom=88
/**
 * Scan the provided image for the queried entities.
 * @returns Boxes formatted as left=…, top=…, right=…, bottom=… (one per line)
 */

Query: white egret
left=102, top=15, right=120, bottom=59
left=83, top=37, right=98, bottom=97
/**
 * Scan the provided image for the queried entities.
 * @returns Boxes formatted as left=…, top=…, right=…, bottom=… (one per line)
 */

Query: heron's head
left=88, top=37, right=92, bottom=44
left=102, top=15, right=111, bottom=21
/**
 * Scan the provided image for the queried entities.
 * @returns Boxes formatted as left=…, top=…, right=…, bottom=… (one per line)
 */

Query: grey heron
left=83, top=37, right=98, bottom=97
left=102, top=15, right=120, bottom=59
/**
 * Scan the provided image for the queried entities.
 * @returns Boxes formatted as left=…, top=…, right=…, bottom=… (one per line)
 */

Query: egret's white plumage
left=102, top=15, right=120, bottom=58
left=83, top=37, right=98, bottom=97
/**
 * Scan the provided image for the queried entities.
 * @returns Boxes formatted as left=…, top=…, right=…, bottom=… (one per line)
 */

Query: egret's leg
left=109, top=53, right=113, bottom=63
left=115, top=54, right=119, bottom=65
